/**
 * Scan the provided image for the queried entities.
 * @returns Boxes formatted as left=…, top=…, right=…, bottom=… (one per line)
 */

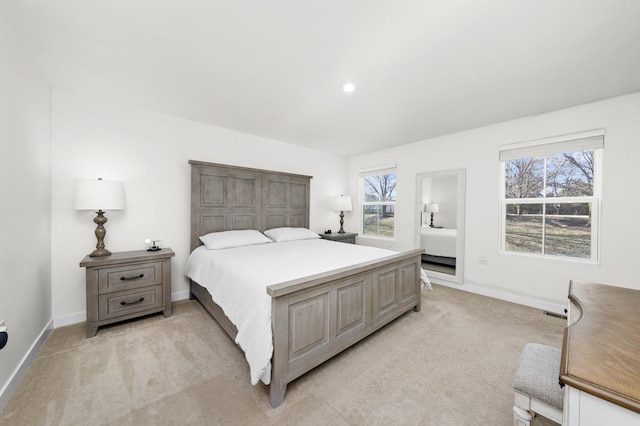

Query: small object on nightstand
left=320, top=232, right=357, bottom=244
left=80, top=248, right=175, bottom=338
left=145, top=238, right=162, bottom=251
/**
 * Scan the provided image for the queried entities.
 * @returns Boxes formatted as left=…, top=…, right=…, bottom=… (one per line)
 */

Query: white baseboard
left=53, top=311, right=86, bottom=328
left=52, top=290, right=193, bottom=329
left=171, top=290, right=191, bottom=302
left=0, top=319, right=53, bottom=412
left=54, top=283, right=564, bottom=328
left=430, top=278, right=566, bottom=315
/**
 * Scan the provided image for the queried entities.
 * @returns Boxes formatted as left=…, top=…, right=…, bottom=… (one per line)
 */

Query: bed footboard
left=190, top=249, right=422, bottom=408
left=267, top=249, right=422, bottom=407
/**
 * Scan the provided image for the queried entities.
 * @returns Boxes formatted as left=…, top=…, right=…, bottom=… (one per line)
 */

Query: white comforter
left=185, top=239, right=398, bottom=386
left=420, top=227, right=457, bottom=258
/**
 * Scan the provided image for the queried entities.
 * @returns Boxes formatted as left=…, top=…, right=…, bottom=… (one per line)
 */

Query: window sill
left=358, top=235, right=395, bottom=241
left=499, top=249, right=600, bottom=265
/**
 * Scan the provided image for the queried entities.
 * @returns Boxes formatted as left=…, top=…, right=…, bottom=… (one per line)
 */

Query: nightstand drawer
left=99, top=285, right=163, bottom=319
left=98, top=261, right=162, bottom=294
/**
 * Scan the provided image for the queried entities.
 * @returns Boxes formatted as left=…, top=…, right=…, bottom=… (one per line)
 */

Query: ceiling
left=2, top=0, right=640, bottom=156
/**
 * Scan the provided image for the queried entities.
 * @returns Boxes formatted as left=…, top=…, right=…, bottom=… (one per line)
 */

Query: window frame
left=359, top=166, right=397, bottom=240
left=498, top=131, right=603, bottom=263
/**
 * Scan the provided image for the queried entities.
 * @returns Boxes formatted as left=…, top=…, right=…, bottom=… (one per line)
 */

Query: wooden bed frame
left=188, top=160, right=423, bottom=407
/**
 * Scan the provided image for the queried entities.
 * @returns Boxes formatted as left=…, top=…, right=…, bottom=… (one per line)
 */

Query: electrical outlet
left=0, top=319, right=6, bottom=350
left=478, top=256, right=489, bottom=265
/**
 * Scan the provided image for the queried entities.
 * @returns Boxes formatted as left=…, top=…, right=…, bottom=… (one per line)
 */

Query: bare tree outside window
left=362, top=173, right=396, bottom=237
left=503, top=149, right=597, bottom=259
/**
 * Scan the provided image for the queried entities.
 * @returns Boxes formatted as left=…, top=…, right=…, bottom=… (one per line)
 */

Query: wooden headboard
left=189, top=160, right=312, bottom=252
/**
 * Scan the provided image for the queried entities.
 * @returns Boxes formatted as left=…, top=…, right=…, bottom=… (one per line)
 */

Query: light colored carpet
left=0, top=284, right=564, bottom=425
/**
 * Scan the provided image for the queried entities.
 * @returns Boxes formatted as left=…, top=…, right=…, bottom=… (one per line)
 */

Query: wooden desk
left=560, top=280, right=640, bottom=425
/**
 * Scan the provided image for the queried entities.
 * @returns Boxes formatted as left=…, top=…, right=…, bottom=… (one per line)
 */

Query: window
left=360, top=167, right=397, bottom=238
left=499, top=131, right=603, bottom=261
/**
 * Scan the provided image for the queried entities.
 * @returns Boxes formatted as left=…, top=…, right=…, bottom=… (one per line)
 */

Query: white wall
left=51, top=89, right=348, bottom=323
left=349, top=92, right=640, bottom=306
left=0, top=12, right=52, bottom=402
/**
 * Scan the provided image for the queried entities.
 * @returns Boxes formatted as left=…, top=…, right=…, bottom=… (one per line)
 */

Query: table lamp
left=426, top=203, right=439, bottom=228
left=333, top=195, right=352, bottom=234
left=74, top=178, right=125, bottom=257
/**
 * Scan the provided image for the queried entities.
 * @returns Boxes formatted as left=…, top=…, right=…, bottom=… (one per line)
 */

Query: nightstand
left=80, top=248, right=175, bottom=338
left=320, top=232, right=357, bottom=244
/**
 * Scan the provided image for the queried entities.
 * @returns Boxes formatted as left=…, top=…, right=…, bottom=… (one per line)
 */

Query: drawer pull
left=120, top=273, right=144, bottom=281
left=120, top=297, right=144, bottom=306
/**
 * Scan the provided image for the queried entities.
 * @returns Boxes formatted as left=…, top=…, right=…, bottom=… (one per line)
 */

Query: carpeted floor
left=0, top=284, right=564, bottom=425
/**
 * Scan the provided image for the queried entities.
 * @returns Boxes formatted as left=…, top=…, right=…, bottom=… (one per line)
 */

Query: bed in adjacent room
left=420, top=227, right=457, bottom=266
left=186, top=160, right=423, bottom=408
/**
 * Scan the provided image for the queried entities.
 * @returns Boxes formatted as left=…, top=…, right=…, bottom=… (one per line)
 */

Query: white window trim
left=498, top=132, right=603, bottom=264
left=359, top=166, right=397, bottom=240
left=498, top=129, right=604, bottom=161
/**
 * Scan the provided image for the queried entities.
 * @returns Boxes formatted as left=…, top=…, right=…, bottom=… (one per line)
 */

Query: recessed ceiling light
left=342, top=83, right=356, bottom=93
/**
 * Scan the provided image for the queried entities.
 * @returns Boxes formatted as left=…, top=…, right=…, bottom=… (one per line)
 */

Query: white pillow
left=264, top=227, right=320, bottom=242
left=199, top=230, right=272, bottom=250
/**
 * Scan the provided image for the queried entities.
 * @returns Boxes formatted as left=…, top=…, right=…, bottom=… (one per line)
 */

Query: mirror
left=415, top=168, right=465, bottom=284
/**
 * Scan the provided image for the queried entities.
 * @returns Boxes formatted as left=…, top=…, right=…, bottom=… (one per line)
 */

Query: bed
left=420, top=227, right=457, bottom=266
left=187, top=160, right=423, bottom=407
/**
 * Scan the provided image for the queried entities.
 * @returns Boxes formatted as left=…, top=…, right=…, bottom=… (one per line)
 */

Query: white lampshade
left=74, top=179, right=126, bottom=211
left=333, top=195, right=352, bottom=212
left=426, top=203, right=439, bottom=213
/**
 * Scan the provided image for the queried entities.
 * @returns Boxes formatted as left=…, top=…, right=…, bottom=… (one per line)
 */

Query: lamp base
left=90, top=210, right=112, bottom=257
left=90, top=248, right=112, bottom=257
left=338, top=211, right=346, bottom=233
